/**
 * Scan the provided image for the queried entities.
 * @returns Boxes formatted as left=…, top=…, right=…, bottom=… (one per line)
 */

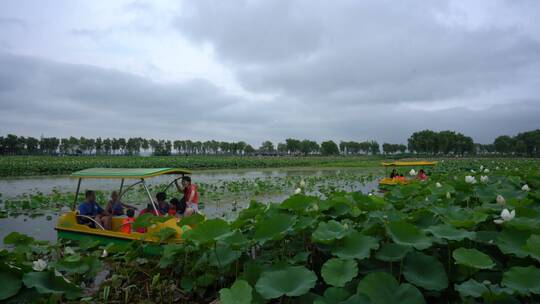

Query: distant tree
left=103, top=138, right=112, bottom=155
left=244, top=145, right=255, bottom=154
left=514, top=130, right=540, bottom=156
left=277, top=143, right=287, bottom=154
left=260, top=141, right=275, bottom=152
left=285, top=138, right=302, bottom=154
left=95, top=137, right=103, bottom=155
left=321, top=140, right=339, bottom=155
left=26, top=137, right=39, bottom=154
left=299, top=139, right=319, bottom=155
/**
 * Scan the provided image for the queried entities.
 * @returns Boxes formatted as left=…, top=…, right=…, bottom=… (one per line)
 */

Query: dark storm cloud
left=175, top=1, right=540, bottom=105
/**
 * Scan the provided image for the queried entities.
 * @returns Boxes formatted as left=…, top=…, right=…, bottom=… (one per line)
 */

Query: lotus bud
left=484, top=169, right=490, bottom=173
left=471, top=169, right=476, bottom=173
left=435, top=182, right=442, bottom=188
left=522, top=184, right=530, bottom=192
left=101, top=249, right=108, bottom=258
left=32, top=259, right=47, bottom=271
left=480, top=165, right=484, bottom=170
left=409, top=169, right=416, bottom=176
left=480, top=176, right=489, bottom=183
left=496, top=195, right=506, bottom=205
left=299, top=180, right=306, bottom=188
left=294, top=188, right=302, bottom=195
left=496, top=166, right=499, bottom=170
left=446, top=192, right=451, bottom=199
left=64, top=247, right=75, bottom=255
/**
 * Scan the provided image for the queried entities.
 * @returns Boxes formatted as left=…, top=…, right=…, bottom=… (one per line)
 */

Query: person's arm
left=187, top=185, right=195, bottom=202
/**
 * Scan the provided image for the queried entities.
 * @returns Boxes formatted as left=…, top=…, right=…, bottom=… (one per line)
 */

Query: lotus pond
left=1, top=159, right=540, bottom=303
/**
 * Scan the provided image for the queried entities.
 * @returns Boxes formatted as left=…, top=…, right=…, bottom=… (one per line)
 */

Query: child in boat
left=105, top=191, right=137, bottom=216
left=169, top=198, right=189, bottom=217
left=390, top=169, right=398, bottom=178
left=417, top=169, right=428, bottom=180
left=120, top=208, right=135, bottom=234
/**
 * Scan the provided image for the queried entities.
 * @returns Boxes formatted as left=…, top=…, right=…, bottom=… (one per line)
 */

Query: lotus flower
left=496, top=195, right=506, bottom=205
left=471, top=170, right=476, bottom=173
left=446, top=192, right=451, bottom=199
left=496, top=166, right=499, bottom=170
left=522, top=184, right=530, bottom=192
left=484, top=169, right=490, bottom=173
left=494, top=208, right=515, bottom=224
left=436, top=182, right=442, bottom=188
left=465, top=176, right=477, bottom=184
left=480, top=175, right=489, bottom=183
left=299, top=180, right=306, bottom=188
left=32, top=259, right=47, bottom=271
left=480, top=165, right=484, bottom=170
left=101, top=249, right=108, bottom=258
left=409, top=169, right=416, bottom=176
left=64, top=247, right=75, bottom=255
left=294, top=188, right=302, bottom=195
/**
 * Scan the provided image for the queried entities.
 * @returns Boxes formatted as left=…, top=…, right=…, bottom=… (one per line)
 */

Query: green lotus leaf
left=3, top=232, right=35, bottom=246
left=424, top=224, right=476, bottom=241
left=452, top=248, right=495, bottom=269
left=280, top=195, right=319, bottom=211
left=403, top=251, right=448, bottom=291
left=23, top=271, right=82, bottom=300
left=386, top=221, right=432, bottom=250
left=375, top=243, right=411, bottom=262
left=184, top=218, right=231, bottom=245
left=455, top=279, right=489, bottom=298
left=255, top=265, right=317, bottom=299
left=502, top=266, right=540, bottom=295
left=208, top=244, right=241, bottom=268
left=253, top=213, right=296, bottom=243
left=312, top=220, right=349, bottom=244
left=321, top=258, right=358, bottom=287
left=332, top=232, right=379, bottom=260
left=340, top=294, right=372, bottom=304
left=525, top=234, right=540, bottom=262
left=177, top=212, right=205, bottom=227
left=0, top=265, right=22, bottom=300
left=357, top=272, right=425, bottom=304
left=505, top=217, right=540, bottom=231
left=323, top=287, right=351, bottom=302
left=496, top=228, right=530, bottom=258
left=217, top=230, right=248, bottom=248
left=152, top=227, right=177, bottom=242
left=219, top=279, right=252, bottom=304
left=443, top=208, right=488, bottom=228
left=294, top=216, right=317, bottom=231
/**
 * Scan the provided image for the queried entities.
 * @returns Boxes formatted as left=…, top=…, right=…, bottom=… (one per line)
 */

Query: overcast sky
left=0, top=0, right=539, bottom=145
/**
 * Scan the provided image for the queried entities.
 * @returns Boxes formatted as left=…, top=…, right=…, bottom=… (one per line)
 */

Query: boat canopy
left=381, top=161, right=437, bottom=167
left=70, top=168, right=192, bottom=179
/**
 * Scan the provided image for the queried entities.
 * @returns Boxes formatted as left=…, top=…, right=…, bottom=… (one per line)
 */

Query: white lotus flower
left=470, top=170, right=476, bottom=173
left=465, top=176, right=477, bottom=184
left=101, top=249, right=108, bottom=258
left=480, top=175, right=489, bottom=183
left=409, top=169, right=416, bottom=176
left=436, top=182, right=442, bottom=188
left=522, top=184, right=530, bottom=192
left=480, top=165, right=484, bottom=170
left=299, top=180, right=306, bottom=188
left=501, top=209, right=515, bottom=221
left=294, top=188, right=302, bottom=195
left=496, top=166, right=499, bottom=170
left=484, top=169, right=490, bottom=173
left=32, top=259, right=47, bottom=271
left=64, top=247, right=75, bottom=255
left=446, top=192, right=451, bottom=199
left=496, top=195, right=506, bottom=205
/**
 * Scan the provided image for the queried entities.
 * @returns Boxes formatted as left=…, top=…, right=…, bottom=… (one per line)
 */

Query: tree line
left=1, top=129, right=539, bottom=156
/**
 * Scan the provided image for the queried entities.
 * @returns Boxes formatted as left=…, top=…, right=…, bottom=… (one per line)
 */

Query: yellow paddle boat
left=379, top=161, right=437, bottom=187
left=55, top=168, right=192, bottom=248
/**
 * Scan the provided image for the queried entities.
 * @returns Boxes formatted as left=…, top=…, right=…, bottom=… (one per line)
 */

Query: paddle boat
left=55, top=168, right=192, bottom=248
left=379, top=161, right=437, bottom=188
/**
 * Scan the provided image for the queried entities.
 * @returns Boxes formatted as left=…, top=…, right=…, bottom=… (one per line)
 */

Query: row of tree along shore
left=0, top=129, right=539, bottom=157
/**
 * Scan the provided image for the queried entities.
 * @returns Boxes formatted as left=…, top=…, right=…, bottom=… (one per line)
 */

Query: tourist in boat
left=78, top=190, right=112, bottom=230
left=417, top=169, right=428, bottom=180
left=105, top=191, right=137, bottom=216
left=396, top=174, right=407, bottom=182
left=139, top=202, right=159, bottom=216
left=119, top=208, right=135, bottom=234
left=155, top=192, right=170, bottom=215
left=181, top=176, right=199, bottom=214
left=390, top=169, right=398, bottom=178
left=169, top=197, right=190, bottom=217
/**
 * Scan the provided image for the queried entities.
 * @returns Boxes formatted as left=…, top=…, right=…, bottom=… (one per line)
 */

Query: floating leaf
left=357, top=272, right=425, bottom=304
left=496, top=228, right=530, bottom=258
left=375, top=243, right=411, bottom=262
left=424, top=224, right=476, bottom=241
left=453, top=248, right=495, bottom=269
left=219, top=279, right=252, bottom=304
left=455, top=279, right=488, bottom=298
left=403, top=251, right=448, bottom=291
left=332, top=232, right=379, bottom=260
left=525, top=234, right=540, bottom=262
left=321, top=258, right=358, bottom=287
left=280, top=195, right=319, bottom=211
left=502, top=266, right=540, bottom=295
left=0, top=265, right=21, bottom=300
left=312, top=220, right=349, bottom=244
left=255, top=265, right=317, bottom=299
left=386, top=221, right=432, bottom=250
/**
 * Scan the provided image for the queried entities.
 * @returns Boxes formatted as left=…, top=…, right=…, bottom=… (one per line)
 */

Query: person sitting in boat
left=390, top=169, right=398, bottom=178
left=181, top=176, right=199, bottom=214
left=119, top=208, right=135, bottom=234
left=139, top=202, right=159, bottom=216
left=169, top=197, right=193, bottom=217
left=105, top=191, right=137, bottom=216
left=78, top=190, right=112, bottom=230
left=155, top=192, right=170, bottom=215
left=395, top=174, right=407, bottom=182
left=417, top=169, right=428, bottom=181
